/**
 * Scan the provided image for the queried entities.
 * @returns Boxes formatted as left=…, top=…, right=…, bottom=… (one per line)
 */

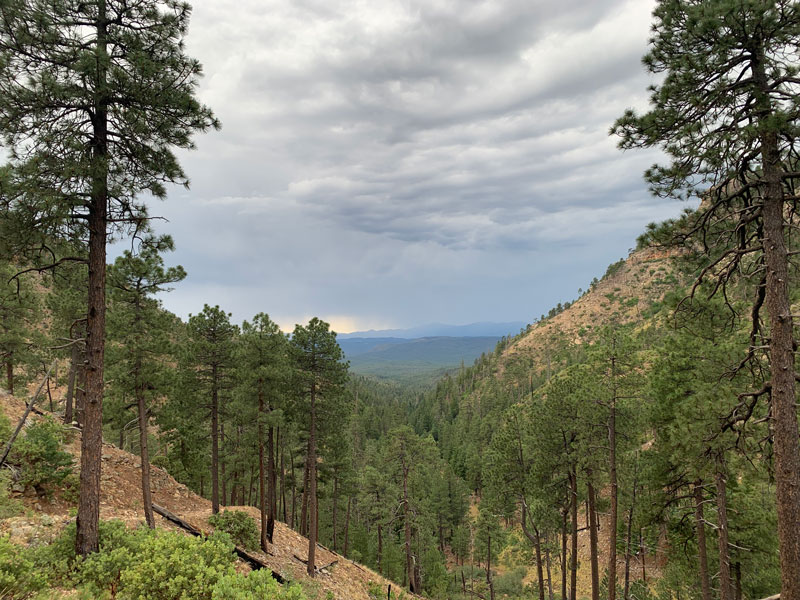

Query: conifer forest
left=1, top=1, right=800, bottom=599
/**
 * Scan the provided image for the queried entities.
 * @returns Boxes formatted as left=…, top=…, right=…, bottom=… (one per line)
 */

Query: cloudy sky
left=146, top=0, right=685, bottom=333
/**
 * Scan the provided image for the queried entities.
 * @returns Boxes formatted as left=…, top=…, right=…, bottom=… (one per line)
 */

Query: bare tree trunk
left=137, top=376, right=154, bottom=529
left=332, top=474, right=339, bottom=551
left=561, top=504, right=568, bottom=600
left=587, top=473, right=600, bottom=600
left=306, top=382, right=318, bottom=577
left=624, top=462, right=639, bottom=600
left=545, top=533, right=554, bottom=600
left=693, top=481, right=712, bottom=600
left=570, top=469, right=578, bottom=600
left=258, top=387, right=269, bottom=550
left=608, top=359, right=619, bottom=600
left=344, top=496, right=351, bottom=556
left=64, top=343, right=78, bottom=424
left=267, top=423, right=276, bottom=542
left=76, top=4, right=108, bottom=555
left=753, top=49, right=800, bottom=599
left=210, top=363, right=221, bottom=514
left=715, top=462, right=733, bottom=600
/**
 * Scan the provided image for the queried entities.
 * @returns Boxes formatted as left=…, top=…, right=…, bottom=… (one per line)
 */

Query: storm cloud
left=145, top=0, right=686, bottom=332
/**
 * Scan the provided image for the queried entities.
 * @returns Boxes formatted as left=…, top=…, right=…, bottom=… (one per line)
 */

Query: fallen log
left=152, top=503, right=284, bottom=584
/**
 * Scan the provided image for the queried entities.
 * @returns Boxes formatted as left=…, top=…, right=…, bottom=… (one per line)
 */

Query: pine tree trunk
left=561, top=504, right=568, bottom=600
left=753, top=48, right=800, bottom=600
left=587, top=474, right=600, bottom=600
left=137, top=381, right=154, bottom=529
left=570, top=469, right=578, bottom=600
left=715, top=463, right=733, bottom=600
left=624, top=463, right=638, bottom=600
left=211, top=364, right=220, bottom=514
left=64, top=344, right=78, bottom=424
left=280, top=428, right=287, bottom=523
left=300, top=445, right=310, bottom=536
left=521, top=501, right=545, bottom=600
left=267, top=424, right=276, bottom=543
left=306, top=381, right=317, bottom=577
left=641, top=530, right=646, bottom=583
left=344, top=496, right=351, bottom=557
left=76, top=1, right=108, bottom=556
left=220, top=421, right=227, bottom=507
left=693, top=481, right=712, bottom=600
left=545, top=533, right=554, bottom=600
left=377, top=522, right=383, bottom=575
left=332, top=474, right=339, bottom=551
left=608, top=359, right=619, bottom=600
left=258, top=386, right=268, bottom=551
left=5, top=356, right=12, bottom=395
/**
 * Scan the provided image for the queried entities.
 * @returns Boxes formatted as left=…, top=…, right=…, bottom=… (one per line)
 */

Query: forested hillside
left=2, top=1, right=800, bottom=600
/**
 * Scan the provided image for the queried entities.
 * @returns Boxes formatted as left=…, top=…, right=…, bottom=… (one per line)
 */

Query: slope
left=0, top=390, right=420, bottom=600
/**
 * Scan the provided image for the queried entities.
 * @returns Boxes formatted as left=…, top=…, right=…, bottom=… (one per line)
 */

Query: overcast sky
left=144, top=0, right=686, bottom=333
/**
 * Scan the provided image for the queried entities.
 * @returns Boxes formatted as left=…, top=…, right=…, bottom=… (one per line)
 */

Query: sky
left=144, top=0, right=688, bottom=334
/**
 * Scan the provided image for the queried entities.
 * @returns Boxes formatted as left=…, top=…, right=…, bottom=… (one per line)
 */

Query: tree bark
left=716, top=464, right=733, bottom=600
left=137, top=375, right=154, bottom=529
left=344, top=496, right=351, bottom=557
left=521, top=501, right=546, bottom=600
left=693, top=481, right=712, bottom=600
left=624, top=462, right=638, bottom=600
left=403, top=458, right=415, bottom=592
left=587, top=473, right=600, bottom=600
left=561, top=503, right=568, bottom=600
left=545, top=532, right=554, bottom=600
left=570, top=469, right=578, bottom=600
left=76, top=1, right=108, bottom=556
left=64, top=343, right=78, bottom=424
left=258, top=386, right=268, bottom=551
left=267, top=422, right=276, bottom=543
left=5, top=356, right=12, bottom=395
left=332, top=474, right=339, bottom=551
left=753, top=47, right=800, bottom=600
left=306, top=381, right=318, bottom=576
left=211, top=363, right=220, bottom=514
left=608, top=355, right=619, bottom=600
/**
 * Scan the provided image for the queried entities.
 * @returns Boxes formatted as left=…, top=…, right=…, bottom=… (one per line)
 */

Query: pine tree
left=0, top=0, right=218, bottom=555
left=106, top=235, right=185, bottom=528
left=290, top=318, right=348, bottom=576
left=236, top=313, right=288, bottom=549
left=612, top=3, right=800, bottom=593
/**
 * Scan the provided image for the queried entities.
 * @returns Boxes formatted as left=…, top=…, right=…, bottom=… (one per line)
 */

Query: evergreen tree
left=0, top=0, right=218, bottom=555
left=290, top=317, right=348, bottom=576
left=106, top=235, right=185, bottom=528
left=612, top=2, right=800, bottom=593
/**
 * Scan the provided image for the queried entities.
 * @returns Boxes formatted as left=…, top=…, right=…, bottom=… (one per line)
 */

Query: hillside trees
left=0, top=0, right=217, bottom=555
left=236, top=313, right=287, bottom=550
left=612, top=2, right=800, bottom=593
left=186, top=305, right=237, bottom=515
left=290, top=318, right=348, bottom=576
left=106, top=236, right=186, bottom=528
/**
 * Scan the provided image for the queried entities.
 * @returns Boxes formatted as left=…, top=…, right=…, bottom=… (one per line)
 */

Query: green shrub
left=77, top=521, right=149, bottom=598
left=118, top=530, right=236, bottom=600
left=208, top=510, right=259, bottom=551
left=0, top=471, right=22, bottom=518
left=11, top=416, right=73, bottom=496
left=0, top=535, right=47, bottom=599
left=212, top=569, right=307, bottom=599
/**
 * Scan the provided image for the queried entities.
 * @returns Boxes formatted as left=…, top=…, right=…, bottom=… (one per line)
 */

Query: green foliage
left=211, top=569, right=307, bottom=600
left=11, top=416, right=73, bottom=496
left=208, top=510, right=260, bottom=551
left=0, top=471, right=22, bottom=518
left=118, top=531, right=236, bottom=600
left=0, top=535, right=47, bottom=599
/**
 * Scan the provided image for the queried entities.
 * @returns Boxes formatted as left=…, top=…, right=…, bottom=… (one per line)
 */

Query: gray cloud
left=143, top=0, right=687, bottom=331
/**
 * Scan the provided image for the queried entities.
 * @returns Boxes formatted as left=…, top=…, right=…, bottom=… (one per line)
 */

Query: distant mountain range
left=339, top=335, right=506, bottom=385
left=337, top=321, right=527, bottom=339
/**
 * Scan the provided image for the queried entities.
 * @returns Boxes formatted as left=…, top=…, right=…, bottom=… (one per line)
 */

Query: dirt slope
left=0, top=390, right=419, bottom=600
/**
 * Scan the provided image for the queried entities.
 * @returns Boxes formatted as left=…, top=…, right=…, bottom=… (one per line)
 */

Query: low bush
left=0, top=535, right=47, bottom=599
left=208, top=510, right=259, bottom=551
left=11, top=416, right=73, bottom=497
left=212, top=569, right=307, bottom=599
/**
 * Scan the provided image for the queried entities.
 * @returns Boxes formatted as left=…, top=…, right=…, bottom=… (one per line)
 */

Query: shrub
left=77, top=521, right=149, bottom=598
left=0, top=535, right=47, bottom=599
left=118, top=531, right=236, bottom=600
left=0, top=471, right=22, bottom=518
left=11, top=416, right=73, bottom=496
left=208, top=510, right=259, bottom=551
left=212, top=569, right=307, bottom=599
